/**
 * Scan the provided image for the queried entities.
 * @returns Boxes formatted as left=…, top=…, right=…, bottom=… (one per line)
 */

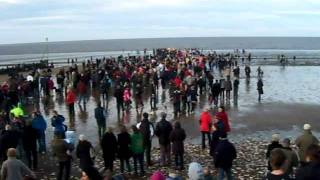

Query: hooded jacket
left=200, top=111, right=212, bottom=132
left=188, top=162, right=204, bottom=180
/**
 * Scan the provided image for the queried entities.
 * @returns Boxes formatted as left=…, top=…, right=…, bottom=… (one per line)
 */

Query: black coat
left=155, top=119, right=173, bottom=145
left=211, top=83, right=221, bottom=97
left=214, top=139, right=237, bottom=170
left=0, top=130, right=20, bottom=158
left=139, top=118, right=153, bottom=145
left=266, top=142, right=283, bottom=158
left=296, top=162, right=320, bottom=180
left=101, top=132, right=117, bottom=160
left=76, top=140, right=94, bottom=170
left=22, top=126, right=37, bottom=151
left=117, top=132, right=132, bottom=159
left=170, top=127, right=186, bottom=155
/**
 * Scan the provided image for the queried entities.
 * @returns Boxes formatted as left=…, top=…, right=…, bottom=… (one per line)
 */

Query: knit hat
left=79, top=134, right=86, bottom=141
left=272, top=134, right=280, bottom=142
left=150, top=171, right=166, bottom=180
left=188, top=162, right=204, bottom=180
left=303, top=124, right=311, bottom=131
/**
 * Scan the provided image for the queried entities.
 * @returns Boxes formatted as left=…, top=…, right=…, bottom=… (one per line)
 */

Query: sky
left=0, top=0, right=320, bottom=44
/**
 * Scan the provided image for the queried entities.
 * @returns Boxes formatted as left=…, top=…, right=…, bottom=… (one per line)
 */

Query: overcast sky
left=0, top=0, right=319, bottom=44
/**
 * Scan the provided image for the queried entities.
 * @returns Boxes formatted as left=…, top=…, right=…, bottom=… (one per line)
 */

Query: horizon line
left=1, top=36, right=320, bottom=46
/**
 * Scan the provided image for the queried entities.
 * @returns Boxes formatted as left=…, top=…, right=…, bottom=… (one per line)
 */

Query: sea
left=0, top=37, right=320, bottom=65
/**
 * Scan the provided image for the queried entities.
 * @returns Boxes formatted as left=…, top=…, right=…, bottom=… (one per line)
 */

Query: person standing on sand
left=211, top=80, right=221, bottom=107
left=266, top=134, right=283, bottom=171
left=257, top=78, right=264, bottom=102
left=295, top=124, right=319, bottom=165
left=131, top=125, right=145, bottom=176
left=77, top=79, right=87, bottom=105
left=22, top=121, right=38, bottom=170
left=199, top=107, right=212, bottom=150
left=51, top=110, right=67, bottom=139
left=214, top=132, right=237, bottom=180
left=215, top=106, right=231, bottom=133
left=233, top=78, right=239, bottom=105
left=263, top=149, right=291, bottom=180
left=225, top=76, right=232, bottom=102
left=94, top=102, right=106, bottom=140
left=51, top=133, right=74, bottom=180
left=280, top=138, right=298, bottom=176
left=155, top=112, right=173, bottom=166
left=31, top=111, right=47, bottom=154
left=295, top=144, right=320, bottom=179
left=66, top=87, right=76, bottom=115
left=170, top=121, right=186, bottom=170
left=114, top=85, right=124, bottom=116
left=117, top=125, right=132, bottom=173
left=137, top=112, right=154, bottom=166
left=76, top=135, right=102, bottom=180
left=101, top=127, right=117, bottom=172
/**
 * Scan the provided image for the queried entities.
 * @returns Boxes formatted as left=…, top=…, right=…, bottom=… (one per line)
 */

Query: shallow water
left=24, top=65, right=320, bottom=147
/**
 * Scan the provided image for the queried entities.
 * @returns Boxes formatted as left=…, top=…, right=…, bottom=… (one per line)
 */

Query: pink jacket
left=123, top=89, right=131, bottom=102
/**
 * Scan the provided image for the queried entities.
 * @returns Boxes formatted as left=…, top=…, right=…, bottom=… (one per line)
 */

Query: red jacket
left=77, top=81, right=87, bottom=94
left=200, top=111, right=212, bottom=132
left=66, top=90, right=76, bottom=105
left=215, top=111, right=231, bottom=132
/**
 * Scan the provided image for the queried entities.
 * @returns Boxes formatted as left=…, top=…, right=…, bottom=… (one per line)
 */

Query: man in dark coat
left=114, top=85, right=124, bottom=116
left=51, top=133, right=74, bottom=180
left=170, top=121, right=186, bottom=170
left=211, top=80, right=220, bottom=107
left=214, top=132, right=237, bottom=180
left=94, top=102, right=106, bottom=139
left=22, top=122, right=38, bottom=169
left=0, top=125, right=20, bottom=162
left=257, top=78, right=264, bottom=102
left=155, top=112, right=173, bottom=166
left=138, top=113, right=154, bottom=166
left=266, top=134, right=283, bottom=171
left=101, top=127, right=117, bottom=171
left=233, top=78, right=239, bottom=105
left=76, top=135, right=102, bottom=180
left=296, top=144, right=320, bottom=180
left=117, top=125, right=132, bottom=173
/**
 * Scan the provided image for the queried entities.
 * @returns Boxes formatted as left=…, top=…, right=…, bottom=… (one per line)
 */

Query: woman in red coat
left=66, top=88, right=76, bottom=115
left=199, top=107, right=212, bottom=149
left=215, top=106, right=231, bottom=133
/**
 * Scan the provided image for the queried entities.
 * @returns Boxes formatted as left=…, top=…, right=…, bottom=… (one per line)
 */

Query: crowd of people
left=0, top=48, right=318, bottom=180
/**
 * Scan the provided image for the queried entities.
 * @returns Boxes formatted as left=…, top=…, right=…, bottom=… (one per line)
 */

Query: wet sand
left=4, top=64, right=320, bottom=179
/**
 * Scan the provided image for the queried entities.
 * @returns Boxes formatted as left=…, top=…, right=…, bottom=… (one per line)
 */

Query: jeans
left=160, top=144, right=171, bottom=165
left=120, top=158, right=131, bottom=173
left=218, top=168, right=233, bottom=180
left=201, top=131, right=211, bottom=149
left=78, top=94, right=86, bottom=104
left=174, top=153, right=184, bottom=169
left=37, top=130, right=46, bottom=153
left=133, top=153, right=144, bottom=175
left=58, top=159, right=71, bottom=180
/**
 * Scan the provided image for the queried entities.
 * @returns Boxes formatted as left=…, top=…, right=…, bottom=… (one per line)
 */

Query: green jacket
left=51, top=139, right=74, bottom=162
left=295, top=131, right=319, bottom=162
left=131, top=132, right=144, bottom=154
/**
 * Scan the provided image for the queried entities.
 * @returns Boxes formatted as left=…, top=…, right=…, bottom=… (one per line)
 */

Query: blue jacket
left=51, top=115, right=66, bottom=133
left=32, top=115, right=47, bottom=131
